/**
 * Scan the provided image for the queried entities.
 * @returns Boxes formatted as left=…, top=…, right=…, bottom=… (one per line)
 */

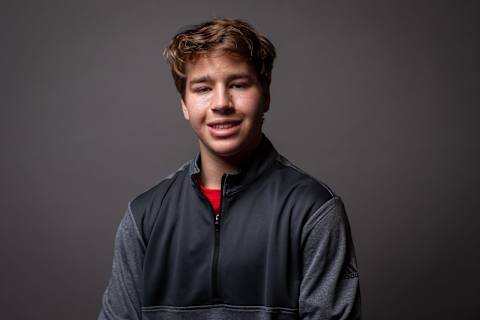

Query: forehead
left=185, top=51, right=256, bottom=80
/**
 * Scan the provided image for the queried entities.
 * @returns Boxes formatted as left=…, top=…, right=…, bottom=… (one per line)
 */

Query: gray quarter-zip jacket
left=99, top=136, right=361, bottom=319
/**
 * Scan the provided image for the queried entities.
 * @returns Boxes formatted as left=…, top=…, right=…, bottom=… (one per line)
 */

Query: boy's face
left=181, top=51, right=269, bottom=159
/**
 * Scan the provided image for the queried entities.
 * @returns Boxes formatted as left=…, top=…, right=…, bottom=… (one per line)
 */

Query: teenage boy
left=99, top=18, right=361, bottom=320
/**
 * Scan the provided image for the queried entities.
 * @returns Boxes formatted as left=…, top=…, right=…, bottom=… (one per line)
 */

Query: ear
left=181, top=98, right=190, bottom=120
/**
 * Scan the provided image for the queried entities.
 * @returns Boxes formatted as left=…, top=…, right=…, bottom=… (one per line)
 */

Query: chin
left=211, top=143, right=244, bottom=157
left=202, top=138, right=247, bottom=158
left=199, top=128, right=263, bottom=159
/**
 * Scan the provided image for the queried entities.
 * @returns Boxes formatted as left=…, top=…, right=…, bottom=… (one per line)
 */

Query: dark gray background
left=1, top=0, right=479, bottom=319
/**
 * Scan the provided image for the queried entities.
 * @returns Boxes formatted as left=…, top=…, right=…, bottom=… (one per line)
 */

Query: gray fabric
left=299, top=198, right=361, bottom=320
left=98, top=206, right=145, bottom=320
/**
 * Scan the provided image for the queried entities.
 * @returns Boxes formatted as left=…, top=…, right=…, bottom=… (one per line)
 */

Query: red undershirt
left=199, top=183, right=221, bottom=215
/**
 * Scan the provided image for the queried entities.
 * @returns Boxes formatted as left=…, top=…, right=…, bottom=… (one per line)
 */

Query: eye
left=230, top=82, right=250, bottom=89
left=192, top=86, right=211, bottom=94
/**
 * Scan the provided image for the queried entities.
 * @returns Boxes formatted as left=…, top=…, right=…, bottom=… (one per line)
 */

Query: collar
left=188, top=135, right=279, bottom=196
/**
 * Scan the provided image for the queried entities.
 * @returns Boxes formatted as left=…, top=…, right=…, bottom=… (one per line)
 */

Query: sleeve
left=299, top=197, right=361, bottom=320
left=98, top=204, right=145, bottom=320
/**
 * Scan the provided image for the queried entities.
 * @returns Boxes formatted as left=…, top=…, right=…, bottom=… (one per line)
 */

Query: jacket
left=99, top=136, right=361, bottom=320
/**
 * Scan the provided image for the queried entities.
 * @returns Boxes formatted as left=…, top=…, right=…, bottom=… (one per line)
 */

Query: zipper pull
left=214, top=214, right=220, bottom=231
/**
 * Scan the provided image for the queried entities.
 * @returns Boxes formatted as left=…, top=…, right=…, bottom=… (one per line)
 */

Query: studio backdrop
left=1, top=0, right=479, bottom=319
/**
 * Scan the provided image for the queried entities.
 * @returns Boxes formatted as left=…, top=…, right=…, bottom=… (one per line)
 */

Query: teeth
left=213, top=123, right=235, bottom=129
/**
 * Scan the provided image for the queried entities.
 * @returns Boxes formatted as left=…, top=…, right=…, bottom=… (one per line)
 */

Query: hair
left=164, top=18, right=276, bottom=96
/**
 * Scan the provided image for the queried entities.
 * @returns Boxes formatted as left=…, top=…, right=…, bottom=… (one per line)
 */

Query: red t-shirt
left=199, top=183, right=221, bottom=215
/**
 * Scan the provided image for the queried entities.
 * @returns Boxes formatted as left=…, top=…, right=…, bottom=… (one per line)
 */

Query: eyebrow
left=188, top=73, right=253, bottom=86
left=189, top=76, right=210, bottom=85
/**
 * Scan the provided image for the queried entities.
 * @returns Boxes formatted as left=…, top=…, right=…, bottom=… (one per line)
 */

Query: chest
left=142, top=185, right=304, bottom=308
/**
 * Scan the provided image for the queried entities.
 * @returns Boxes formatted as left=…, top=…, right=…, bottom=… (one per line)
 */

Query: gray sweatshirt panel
left=299, top=197, right=361, bottom=320
left=98, top=205, right=145, bottom=320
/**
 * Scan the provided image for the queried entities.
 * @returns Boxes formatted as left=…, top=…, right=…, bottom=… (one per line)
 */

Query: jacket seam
left=275, top=154, right=335, bottom=198
left=142, top=303, right=298, bottom=313
left=300, top=197, right=340, bottom=246
left=127, top=202, right=147, bottom=250
left=129, top=161, right=190, bottom=244
left=131, top=160, right=190, bottom=204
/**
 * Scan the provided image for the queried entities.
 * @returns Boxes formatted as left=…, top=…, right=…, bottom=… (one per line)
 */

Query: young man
left=99, top=19, right=361, bottom=320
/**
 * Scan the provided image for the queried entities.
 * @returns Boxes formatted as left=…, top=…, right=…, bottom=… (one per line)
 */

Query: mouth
left=209, top=123, right=238, bottom=129
left=207, top=120, right=241, bottom=137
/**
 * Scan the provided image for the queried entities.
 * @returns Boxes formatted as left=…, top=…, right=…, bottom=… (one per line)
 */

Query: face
left=181, top=51, right=269, bottom=159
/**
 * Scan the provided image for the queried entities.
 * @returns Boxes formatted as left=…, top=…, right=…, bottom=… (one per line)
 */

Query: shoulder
left=271, top=153, right=335, bottom=208
left=129, top=160, right=191, bottom=243
left=130, top=161, right=190, bottom=212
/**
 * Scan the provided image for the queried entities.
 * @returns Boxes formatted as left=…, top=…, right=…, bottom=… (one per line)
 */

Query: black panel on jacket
left=129, top=137, right=334, bottom=308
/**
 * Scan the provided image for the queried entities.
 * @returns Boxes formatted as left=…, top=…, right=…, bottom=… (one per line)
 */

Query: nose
left=212, top=86, right=234, bottom=114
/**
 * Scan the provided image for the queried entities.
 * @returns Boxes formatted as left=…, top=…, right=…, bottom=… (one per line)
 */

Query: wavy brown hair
left=164, top=18, right=276, bottom=97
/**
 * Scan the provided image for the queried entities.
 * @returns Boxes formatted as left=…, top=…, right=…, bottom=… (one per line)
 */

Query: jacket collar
left=189, top=135, right=278, bottom=195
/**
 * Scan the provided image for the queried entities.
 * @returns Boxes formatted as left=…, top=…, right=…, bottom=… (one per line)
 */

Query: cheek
left=188, top=109, right=203, bottom=125
left=187, top=95, right=211, bottom=112
left=184, top=97, right=210, bottom=118
left=234, top=92, right=264, bottom=112
left=185, top=108, right=207, bottom=131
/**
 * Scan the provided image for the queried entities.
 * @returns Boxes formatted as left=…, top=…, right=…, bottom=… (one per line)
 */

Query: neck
left=198, top=137, right=262, bottom=189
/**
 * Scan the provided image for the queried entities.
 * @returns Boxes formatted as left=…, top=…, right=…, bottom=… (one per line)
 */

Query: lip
left=207, top=119, right=241, bottom=138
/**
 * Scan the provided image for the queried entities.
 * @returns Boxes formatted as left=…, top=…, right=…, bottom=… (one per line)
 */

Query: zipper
left=214, top=213, right=220, bottom=231
left=211, top=174, right=227, bottom=303
left=211, top=213, right=221, bottom=302
left=194, top=174, right=227, bottom=303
